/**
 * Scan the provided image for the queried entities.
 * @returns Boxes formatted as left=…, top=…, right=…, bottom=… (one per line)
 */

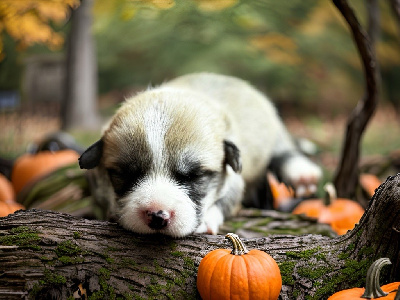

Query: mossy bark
left=1, top=174, right=400, bottom=299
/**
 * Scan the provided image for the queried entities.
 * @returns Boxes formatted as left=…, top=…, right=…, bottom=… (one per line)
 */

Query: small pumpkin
left=11, top=150, right=79, bottom=194
left=197, top=233, right=282, bottom=300
left=0, top=200, right=24, bottom=217
left=292, top=183, right=365, bottom=235
left=360, top=173, right=381, bottom=198
left=0, top=173, right=15, bottom=202
left=328, top=258, right=400, bottom=299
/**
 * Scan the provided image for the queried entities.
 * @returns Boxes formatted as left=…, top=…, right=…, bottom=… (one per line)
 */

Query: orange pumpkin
left=0, top=200, right=24, bottom=217
left=328, top=258, right=399, bottom=299
left=293, top=183, right=365, bottom=235
left=197, top=233, right=282, bottom=300
left=360, top=173, right=381, bottom=198
left=11, top=150, right=79, bottom=194
left=0, top=173, right=15, bottom=202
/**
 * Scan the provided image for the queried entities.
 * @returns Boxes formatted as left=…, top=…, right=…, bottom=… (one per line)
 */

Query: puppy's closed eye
left=173, top=167, right=217, bottom=185
left=107, top=167, right=144, bottom=197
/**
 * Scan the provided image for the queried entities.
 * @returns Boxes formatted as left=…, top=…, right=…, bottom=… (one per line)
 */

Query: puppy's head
left=79, top=88, right=241, bottom=237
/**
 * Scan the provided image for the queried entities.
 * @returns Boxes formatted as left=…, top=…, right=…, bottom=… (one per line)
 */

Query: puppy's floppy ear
left=79, top=139, right=104, bottom=169
left=223, top=140, right=242, bottom=173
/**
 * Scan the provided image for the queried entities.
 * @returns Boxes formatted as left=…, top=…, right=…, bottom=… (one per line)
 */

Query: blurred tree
left=62, top=0, right=100, bottom=130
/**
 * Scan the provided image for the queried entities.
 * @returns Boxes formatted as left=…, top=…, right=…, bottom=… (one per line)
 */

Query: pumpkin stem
left=395, top=287, right=400, bottom=300
left=225, top=233, right=249, bottom=255
left=361, top=257, right=391, bottom=298
left=323, top=183, right=337, bottom=206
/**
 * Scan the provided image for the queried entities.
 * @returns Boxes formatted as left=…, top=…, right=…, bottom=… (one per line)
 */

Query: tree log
left=1, top=173, right=400, bottom=299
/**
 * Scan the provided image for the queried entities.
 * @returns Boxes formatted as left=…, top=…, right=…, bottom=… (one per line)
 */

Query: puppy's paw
left=281, top=155, right=322, bottom=197
left=195, top=222, right=209, bottom=234
left=196, top=205, right=224, bottom=235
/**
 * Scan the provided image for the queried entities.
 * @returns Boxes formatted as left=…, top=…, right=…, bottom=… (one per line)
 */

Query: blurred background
left=1, top=0, right=400, bottom=177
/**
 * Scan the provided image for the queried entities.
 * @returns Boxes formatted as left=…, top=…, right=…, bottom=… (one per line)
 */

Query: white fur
left=143, top=102, right=171, bottom=169
left=117, top=175, right=198, bottom=237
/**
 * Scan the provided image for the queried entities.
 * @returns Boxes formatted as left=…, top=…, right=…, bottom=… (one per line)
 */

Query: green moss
left=183, top=257, right=195, bottom=269
left=0, top=226, right=41, bottom=250
left=170, top=251, right=184, bottom=258
left=173, top=276, right=185, bottom=286
left=169, top=241, right=178, bottom=251
left=73, top=231, right=81, bottom=239
left=308, top=257, right=373, bottom=300
left=10, top=226, right=36, bottom=234
left=40, top=256, right=53, bottom=262
left=30, top=269, right=67, bottom=297
left=54, top=239, right=85, bottom=265
left=120, top=257, right=137, bottom=268
left=42, top=269, right=67, bottom=285
left=55, top=240, right=82, bottom=257
left=99, top=267, right=111, bottom=279
left=278, top=261, right=296, bottom=285
left=292, top=288, right=301, bottom=298
left=297, top=265, right=331, bottom=280
left=105, top=256, right=115, bottom=264
left=88, top=268, right=115, bottom=300
left=285, top=246, right=323, bottom=260
left=58, top=256, right=84, bottom=265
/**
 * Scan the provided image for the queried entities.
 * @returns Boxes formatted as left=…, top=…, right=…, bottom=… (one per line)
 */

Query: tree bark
left=1, top=173, right=400, bottom=299
left=332, top=0, right=379, bottom=200
left=62, top=0, right=100, bottom=131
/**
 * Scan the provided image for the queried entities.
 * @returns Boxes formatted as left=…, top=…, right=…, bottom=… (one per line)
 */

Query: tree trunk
left=62, top=0, right=100, bottom=131
left=1, top=173, right=400, bottom=299
left=389, top=0, right=400, bottom=42
left=333, top=0, right=379, bottom=199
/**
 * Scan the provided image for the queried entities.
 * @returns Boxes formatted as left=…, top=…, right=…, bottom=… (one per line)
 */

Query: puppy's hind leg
left=242, top=174, right=274, bottom=210
left=269, top=120, right=322, bottom=197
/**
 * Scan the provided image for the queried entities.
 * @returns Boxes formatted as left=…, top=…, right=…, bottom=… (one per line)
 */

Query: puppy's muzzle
left=145, top=210, right=170, bottom=230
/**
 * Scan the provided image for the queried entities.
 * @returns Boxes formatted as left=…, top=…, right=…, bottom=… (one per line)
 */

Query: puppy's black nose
left=146, top=210, right=170, bottom=230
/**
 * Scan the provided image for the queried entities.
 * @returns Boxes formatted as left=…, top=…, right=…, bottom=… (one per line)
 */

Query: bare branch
left=332, top=0, right=379, bottom=198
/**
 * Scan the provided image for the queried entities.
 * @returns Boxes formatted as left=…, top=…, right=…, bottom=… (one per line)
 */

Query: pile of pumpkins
left=0, top=150, right=79, bottom=217
left=269, top=173, right=382, bottom=236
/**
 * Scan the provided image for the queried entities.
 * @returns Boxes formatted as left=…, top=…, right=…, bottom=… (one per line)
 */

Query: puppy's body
left=80, top=73, right=321, bottom=237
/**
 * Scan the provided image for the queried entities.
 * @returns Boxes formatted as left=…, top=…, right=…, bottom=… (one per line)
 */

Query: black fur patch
left=223, top=140, right=242, bottom=173
left=107, top=157, right=151, bottom=198
left=172, top=162, right=219, bottom=217
left=79, top=139, right=104, bottom=169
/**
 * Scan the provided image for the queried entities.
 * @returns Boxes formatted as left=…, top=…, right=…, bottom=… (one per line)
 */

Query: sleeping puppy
left=79, top=73, right=321, bottom=237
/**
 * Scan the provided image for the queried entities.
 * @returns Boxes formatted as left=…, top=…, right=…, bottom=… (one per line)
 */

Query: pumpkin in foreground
left=197, top=233, right=282, bottom=300
left=328, top=258, right=400, bottom=299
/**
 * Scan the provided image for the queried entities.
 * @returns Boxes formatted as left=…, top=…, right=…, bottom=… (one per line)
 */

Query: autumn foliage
left=0, top=0, right=79, bottom=59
